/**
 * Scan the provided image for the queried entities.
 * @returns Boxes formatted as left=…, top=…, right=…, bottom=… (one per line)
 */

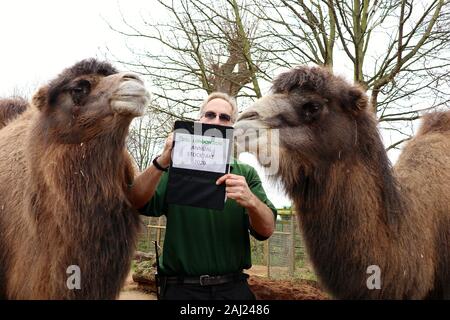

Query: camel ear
left=344, top=86, right=368, bottom=114
left=31, top=86, right=49, bottom=111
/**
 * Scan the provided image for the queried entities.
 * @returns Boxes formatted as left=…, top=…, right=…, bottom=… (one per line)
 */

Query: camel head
left=235, top=66, right=373, bottom=178
left=31, top=58, right=150, bottom=144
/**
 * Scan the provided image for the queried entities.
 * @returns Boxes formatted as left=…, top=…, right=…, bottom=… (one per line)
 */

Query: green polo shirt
left=138, top=159, right=277, bottom=276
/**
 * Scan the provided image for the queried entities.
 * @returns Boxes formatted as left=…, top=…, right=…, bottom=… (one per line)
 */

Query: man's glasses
left=202, top=111, right=232, bottom=122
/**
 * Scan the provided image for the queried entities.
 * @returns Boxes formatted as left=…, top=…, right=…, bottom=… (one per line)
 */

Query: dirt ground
left=119, top=264, right=328, bottom=300
left=248, top=276, right=328, bottom=300
left=118, top=273, right=157, bottom=300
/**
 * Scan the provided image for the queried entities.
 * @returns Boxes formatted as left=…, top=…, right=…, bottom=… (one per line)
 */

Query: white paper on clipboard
left=172, top=132, right=230, bottom=174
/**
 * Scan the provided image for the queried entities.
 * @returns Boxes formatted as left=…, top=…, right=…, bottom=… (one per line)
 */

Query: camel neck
left=26, top=131, right=133, bottom=224
left=292, top=156, right=409, bottom=298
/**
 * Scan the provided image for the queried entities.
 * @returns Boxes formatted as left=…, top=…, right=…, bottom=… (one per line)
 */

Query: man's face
left=199, top=98, right=233, bottom=126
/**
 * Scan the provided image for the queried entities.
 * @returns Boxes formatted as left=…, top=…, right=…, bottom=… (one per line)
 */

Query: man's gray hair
left=199, top=92, right=239, bottom=123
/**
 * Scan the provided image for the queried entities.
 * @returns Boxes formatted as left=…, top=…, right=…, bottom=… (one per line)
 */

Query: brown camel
left=235, top=66, right=450, bottom=299
left=0, top=58, right=150, bottom=299
left=0, top=97, right=28, bottom=129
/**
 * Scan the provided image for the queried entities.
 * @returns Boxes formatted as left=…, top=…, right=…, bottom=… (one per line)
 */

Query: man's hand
left=157, top=132, right=174, bottom=168
left=216, top=174, right=257, bottom=209
left=216, top=173, right=275, bottom=238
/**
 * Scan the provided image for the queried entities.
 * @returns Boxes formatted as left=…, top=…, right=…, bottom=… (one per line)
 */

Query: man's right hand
left=157, top=132, right=173, bottom=168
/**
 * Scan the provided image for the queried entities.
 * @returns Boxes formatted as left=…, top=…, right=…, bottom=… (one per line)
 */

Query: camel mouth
left=234, top=122, right=279, bottom=151
left=111, top=80, right=150, bottom=117
left=237, top=110, right=260, bottom=122
left=234, top=119, right=269, bottom=132
left=233, top=123, right=281, bottom=176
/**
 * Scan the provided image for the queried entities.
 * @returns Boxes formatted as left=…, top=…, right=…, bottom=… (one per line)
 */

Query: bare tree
left=251, top=0, right=450, bottom=150
left=107, top=0, right=449, bottom=154
left=106, top=0, right=267, bottom=104
left=105, top=0, right=272, bottom=168
left=251, top=0, right=337, bottom=67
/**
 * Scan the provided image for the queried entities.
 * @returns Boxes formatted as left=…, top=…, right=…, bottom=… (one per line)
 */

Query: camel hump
left=0, top=97, right=29, bottom=129
left=417, top=111, right=450, bottom=136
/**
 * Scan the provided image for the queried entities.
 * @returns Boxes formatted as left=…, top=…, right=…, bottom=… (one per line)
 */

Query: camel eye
left=70, top=80, right=91, bottom=105
left=304, top=102, right=321, bottom=113
left=300, top=102, right=322, bottom=123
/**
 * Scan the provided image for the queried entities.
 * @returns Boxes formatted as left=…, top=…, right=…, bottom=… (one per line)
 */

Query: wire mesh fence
left=137, top=216, right=166, bottom=256
left=136, top=209, right=313, bottom=280
left=250, top=209, right=313, bottom=280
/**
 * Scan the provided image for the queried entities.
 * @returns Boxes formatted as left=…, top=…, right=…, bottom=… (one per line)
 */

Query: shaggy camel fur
left=235, top=66, right=450, bottom=299
left=0, top=59, right=150, bottom=299
left=0, top=97, right=28, bottom=129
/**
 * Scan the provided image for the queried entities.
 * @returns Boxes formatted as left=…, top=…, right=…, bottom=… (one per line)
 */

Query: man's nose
left=211, top=117, right=222, bottom=125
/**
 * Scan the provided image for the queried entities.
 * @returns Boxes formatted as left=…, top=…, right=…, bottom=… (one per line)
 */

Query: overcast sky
left=0, top=0, right=293, bottom=208
left=0, top=1, right=138, bottom=96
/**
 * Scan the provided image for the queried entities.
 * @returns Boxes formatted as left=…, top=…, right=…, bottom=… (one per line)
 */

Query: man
left=128, top=92, right=277, bottom=300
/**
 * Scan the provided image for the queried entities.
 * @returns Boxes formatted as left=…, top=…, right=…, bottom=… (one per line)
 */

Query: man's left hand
left=216, top=174, right=256, bottom=209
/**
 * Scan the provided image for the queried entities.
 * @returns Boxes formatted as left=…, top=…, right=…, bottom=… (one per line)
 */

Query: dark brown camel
left=235, top=66, right=450, bottom=299
left=0, top=58, right=150, bottom=299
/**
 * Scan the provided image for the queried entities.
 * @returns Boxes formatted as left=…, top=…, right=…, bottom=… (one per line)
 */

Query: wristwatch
left=153, top=155, right=169, bottom=172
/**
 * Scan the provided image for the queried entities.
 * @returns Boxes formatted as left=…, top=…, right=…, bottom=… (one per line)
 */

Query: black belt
left=161, top=272, right=248, bottom=286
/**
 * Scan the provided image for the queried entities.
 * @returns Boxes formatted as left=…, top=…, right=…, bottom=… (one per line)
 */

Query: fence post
left=146, top=217, right=151, bottom=253
left=289, top=209, right=295, bottom=277
left=265, top=237, right=270, bottom=278
left=156, top=216, right=163, bottom=244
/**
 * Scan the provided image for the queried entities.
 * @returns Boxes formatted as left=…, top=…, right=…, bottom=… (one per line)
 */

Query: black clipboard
left=166, top=120, right=234, bottom=210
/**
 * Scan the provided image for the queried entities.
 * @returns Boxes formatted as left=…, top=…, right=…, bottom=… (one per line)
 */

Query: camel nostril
left=122, top=73, right=141, bottom=82
left=238, top=111, right=259, bottom=121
